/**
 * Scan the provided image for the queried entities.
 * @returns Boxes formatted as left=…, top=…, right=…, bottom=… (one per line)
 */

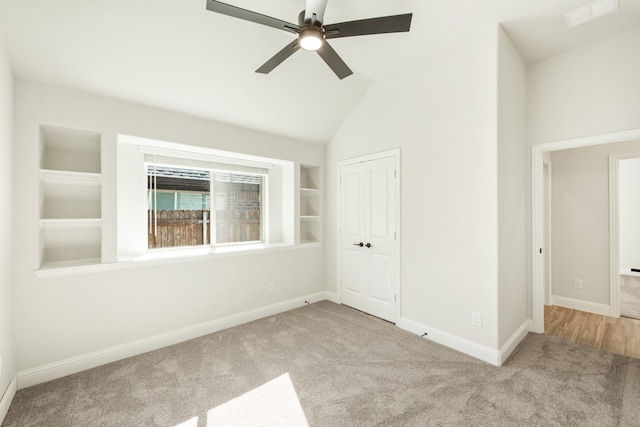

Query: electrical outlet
left=472, top=312, right=482, bottom=327
left=267, top=282, right=275, bottom=293
left=573, top=279, right=583, bottom=289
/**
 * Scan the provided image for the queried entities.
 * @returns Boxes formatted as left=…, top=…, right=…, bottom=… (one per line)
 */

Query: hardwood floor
left=544, top=305, right=640, bottom=359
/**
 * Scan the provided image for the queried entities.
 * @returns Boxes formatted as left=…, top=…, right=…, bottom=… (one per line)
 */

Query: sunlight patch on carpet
left=174, top=416, right=198, bottom=427
left=206, top=373, right=309, bottom=426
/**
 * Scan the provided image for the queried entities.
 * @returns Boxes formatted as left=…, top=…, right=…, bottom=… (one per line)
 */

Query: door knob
left=365, top=243, right=372, bottom=248
left=353, top=242, right=364, bottom=247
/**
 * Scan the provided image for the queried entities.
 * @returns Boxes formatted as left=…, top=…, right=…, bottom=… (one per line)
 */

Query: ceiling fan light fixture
left=299, top=27, right=323, bottom=51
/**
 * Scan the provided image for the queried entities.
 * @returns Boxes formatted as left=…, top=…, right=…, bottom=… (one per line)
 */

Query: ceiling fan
left=205, top=0, right=413, bottom=79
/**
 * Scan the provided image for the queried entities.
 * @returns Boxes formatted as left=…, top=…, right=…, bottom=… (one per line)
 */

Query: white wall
left=550, top=140, right=640, bottom=306
left=327, top=25, right=501, bottom=352
left=619, top=157, right=640, bottom=270
left=527, top=28, right=640, bottom=317
left=528, top=28, right=640, bottom=145
left=497, top=27, right=527, bottom=349
left=13, top=79, right=325, bottom=375
left=0, top=26, right=15, bottom=400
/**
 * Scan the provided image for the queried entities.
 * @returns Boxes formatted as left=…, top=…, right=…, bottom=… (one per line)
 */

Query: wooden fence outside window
left=147, top=209, right=260, bottom=248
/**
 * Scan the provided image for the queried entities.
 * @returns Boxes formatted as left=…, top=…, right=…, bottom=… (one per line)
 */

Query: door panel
left=343, top=171, right=362, bottom=236
left=365, top=156, right=396, bottom=321
left=342, top=248, right=364, bottom=295
left=369, top=167, right=390, bottom=238
left=369, top=252, right=390, bottom=302
left=340, top=163, right=366, bottom=310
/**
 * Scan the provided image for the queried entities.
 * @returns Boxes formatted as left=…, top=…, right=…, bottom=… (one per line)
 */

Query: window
left=147, top=165, right=263, bottom=249
left=214, top=173, right=262, bottom=244
left=117, top=135, right=294, bottom=261
left=146, top=163, right=264, bottom=249
left=147, top=166, right=212, bottom=249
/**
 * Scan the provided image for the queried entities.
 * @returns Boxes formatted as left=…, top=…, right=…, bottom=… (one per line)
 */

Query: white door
left=340, top=154, right=398, bottom=322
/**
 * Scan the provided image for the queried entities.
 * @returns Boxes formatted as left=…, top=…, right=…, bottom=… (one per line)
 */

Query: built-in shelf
left=40, top=243, right=101, bottom=266
left=41, top=125, right=101, bottom=174
left=39, top=125, right=102, bottom=268
left=40, top=170, right=101, bottom=220
left=299, top=165, right=321, bottom=244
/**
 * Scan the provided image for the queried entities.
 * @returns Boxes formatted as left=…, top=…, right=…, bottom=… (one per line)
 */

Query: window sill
left=34, top=241, right=321, bottom=278
left=137, top=242, right=295, bottom=261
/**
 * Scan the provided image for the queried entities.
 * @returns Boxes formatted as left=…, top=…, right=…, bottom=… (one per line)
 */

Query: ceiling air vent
left=565, top=0, right=619, bottom=28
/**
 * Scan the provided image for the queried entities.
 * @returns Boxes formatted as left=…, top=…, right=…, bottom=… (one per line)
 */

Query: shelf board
left=300, top=215, right=320, bottom=222
left=36, top=258, right=103, bottom=277
left=40, top=169, right=101, bottom=186
left=300, top=187, right=320, bottom=195
left=39, top=218, right=102, bottom=230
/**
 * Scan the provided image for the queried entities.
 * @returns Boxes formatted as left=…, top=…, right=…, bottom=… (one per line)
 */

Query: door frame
left=531, top=128, right=640, bottom=333
left=337, top=148, right=401, bottom=323
left=543, top=160, right=552, bottom=306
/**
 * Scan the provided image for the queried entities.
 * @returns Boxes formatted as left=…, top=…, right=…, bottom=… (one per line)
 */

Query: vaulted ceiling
left=1, top=0, right=639, bottom=143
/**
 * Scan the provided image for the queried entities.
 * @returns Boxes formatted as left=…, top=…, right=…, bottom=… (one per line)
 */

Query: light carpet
left=3, top=301, right=640, bottom=426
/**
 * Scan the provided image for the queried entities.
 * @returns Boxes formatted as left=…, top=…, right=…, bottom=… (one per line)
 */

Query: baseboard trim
left=324, top=291, right=339, bottom=304
left=17, top=291, right=331, bottom=389
left=498, top=319, right=531, bottom=365
left=397, top=317, right=501, bottom=366
left=0, top=376, right=17, bottom=425
left=551, top=295, right=612, bottom=316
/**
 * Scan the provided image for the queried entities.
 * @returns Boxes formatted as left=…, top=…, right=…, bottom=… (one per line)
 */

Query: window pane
left=149, top=191, right=176, bottom=210
left=177, top=193, right=210, bottom=210
left=147, top=166, right=211, bottom=249
left=215, top=173, right=262, bottom=244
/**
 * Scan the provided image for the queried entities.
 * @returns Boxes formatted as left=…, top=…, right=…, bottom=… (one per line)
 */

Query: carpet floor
left=3, top=301, right=640, bottom=426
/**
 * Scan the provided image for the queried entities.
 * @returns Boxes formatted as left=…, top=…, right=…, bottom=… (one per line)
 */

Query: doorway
left=531, top=129, right=640, bottom=333
left=338, top=149, right=400, bottom=323
left=612, top=154, right=640, bottom=320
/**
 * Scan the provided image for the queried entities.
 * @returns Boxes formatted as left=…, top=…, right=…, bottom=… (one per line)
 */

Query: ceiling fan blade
left=206, top=0, right=299, bottom=34
left=255, top=39, right=301, bottom=74
left=324, top=13, right=412, bottom=39
left=316, top=41, right=353, bottom=80
left=303, top=0, right=328, bottom=25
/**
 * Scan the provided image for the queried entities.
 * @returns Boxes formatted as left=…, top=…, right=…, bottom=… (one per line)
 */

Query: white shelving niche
left=299, top=164, right=321, bottom=244
left=39, top=125, right=102, bottom=270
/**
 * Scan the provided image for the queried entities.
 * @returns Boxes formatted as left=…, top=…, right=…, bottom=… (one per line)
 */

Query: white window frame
left=145, top=162, right=266, bottom=250
left=117, top=134, right=295, bottom=263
